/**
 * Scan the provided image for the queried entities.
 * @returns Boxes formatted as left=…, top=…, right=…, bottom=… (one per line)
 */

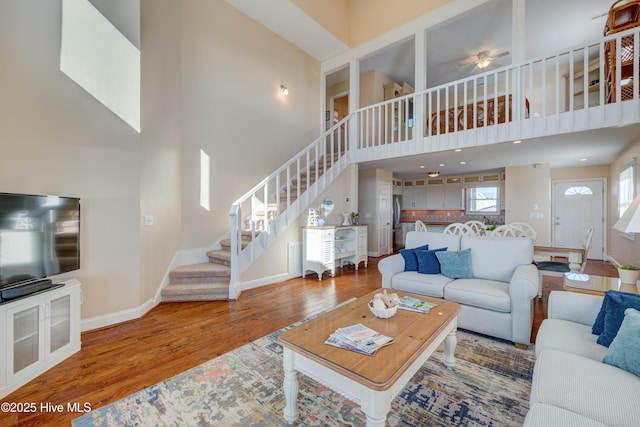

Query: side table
left=563, top=273, right=639, bottom=295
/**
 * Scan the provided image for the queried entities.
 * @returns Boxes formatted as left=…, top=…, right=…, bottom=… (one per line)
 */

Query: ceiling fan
left=451, top=50, right=510, bottom=71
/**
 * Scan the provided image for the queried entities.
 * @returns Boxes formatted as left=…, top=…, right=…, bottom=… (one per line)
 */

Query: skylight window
left=60, top=0, right=140, bottom=132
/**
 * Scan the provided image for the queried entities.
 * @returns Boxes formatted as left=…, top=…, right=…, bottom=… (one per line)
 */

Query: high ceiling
left=227, top=0, right=636, bottom=178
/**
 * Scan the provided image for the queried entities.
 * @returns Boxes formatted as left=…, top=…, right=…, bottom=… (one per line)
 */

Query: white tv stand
left=0, top=279, right=81, bottom=399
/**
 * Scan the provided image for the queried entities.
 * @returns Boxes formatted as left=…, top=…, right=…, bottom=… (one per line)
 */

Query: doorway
left=551, top=179, right=605, bottom=260
left=379, top=182, right=391, bottom=256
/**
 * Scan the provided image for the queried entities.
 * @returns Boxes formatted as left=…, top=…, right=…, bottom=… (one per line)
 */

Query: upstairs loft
left=349, top=23, right=640, bottom=166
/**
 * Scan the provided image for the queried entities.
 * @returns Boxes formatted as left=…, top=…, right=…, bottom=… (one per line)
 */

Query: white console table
left=302, top=225, right=367, bottom=280
left=0, top=279, right=82, bottom=399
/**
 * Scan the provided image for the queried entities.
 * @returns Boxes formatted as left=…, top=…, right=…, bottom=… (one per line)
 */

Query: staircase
left=160, top=147, right=341, bottom=302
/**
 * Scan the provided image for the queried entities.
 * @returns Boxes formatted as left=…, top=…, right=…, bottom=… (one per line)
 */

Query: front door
left=379, top=182, right=391, bottom=256
left=552, top=179, right=605, bottom=260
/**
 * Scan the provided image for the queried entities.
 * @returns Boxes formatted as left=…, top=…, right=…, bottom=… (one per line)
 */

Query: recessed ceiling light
left=419, top=165, right=425, bottom=169
left=513, top=140, right=522, bottom=144
left=439, top=163, right=445, bottom=167
left=454, top=149, right=462, bottom=152
left=580, top=158, right=587, bottom=162
left=460, top=161, right=466, bottom=165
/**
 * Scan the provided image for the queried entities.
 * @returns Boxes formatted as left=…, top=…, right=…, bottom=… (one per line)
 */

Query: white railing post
left=228, top=203, right=240, bottom=299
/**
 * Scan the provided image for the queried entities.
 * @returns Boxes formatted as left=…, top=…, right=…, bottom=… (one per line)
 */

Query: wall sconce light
left=427, top=171, right=440, bottom=177
left=280, top=84, right=288, bottom=96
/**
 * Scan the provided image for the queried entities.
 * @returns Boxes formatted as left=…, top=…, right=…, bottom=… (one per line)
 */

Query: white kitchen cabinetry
left=302, top=226, right=368, bottom=280
left=425, top=178, right=444, bottom=209
left=1, top=279, right=81, bottom=399
left=426, top=177, right=463, bottom=209
left=444, top=177, right=463, bottom=209
left=402, top=179, right=427, bottom=209
left=401, top=181, right=415, bottom=209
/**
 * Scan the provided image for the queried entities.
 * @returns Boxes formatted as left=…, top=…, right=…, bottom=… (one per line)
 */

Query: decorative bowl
left=368, top=302, right=398, bottom=319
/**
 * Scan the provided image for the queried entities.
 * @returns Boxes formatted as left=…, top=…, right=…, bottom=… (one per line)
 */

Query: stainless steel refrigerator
left=393, top=195, right=403, bottom=250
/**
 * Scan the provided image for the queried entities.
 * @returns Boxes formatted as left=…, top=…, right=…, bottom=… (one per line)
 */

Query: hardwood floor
left=0, top=256, right=618, bottom=426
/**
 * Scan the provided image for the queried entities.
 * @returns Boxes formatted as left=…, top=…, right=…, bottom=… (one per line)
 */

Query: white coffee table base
left=282, top=319, right=457, bottom=426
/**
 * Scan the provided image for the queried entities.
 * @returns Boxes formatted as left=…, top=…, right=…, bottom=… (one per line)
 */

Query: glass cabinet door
left=10, top=304, right=43, bottom=377
left=49, top=295, right=71, bottom=354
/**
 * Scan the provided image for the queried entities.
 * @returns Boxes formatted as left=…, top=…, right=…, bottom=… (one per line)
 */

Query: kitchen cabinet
left=425, top=177, right=463, bottom=209
left=402, top=180, right=427, bottom=209
left=302, top=226, right=367, bottom=280
left=444, top=179, right=464, bottom=209
left=1, top=279, right=81, bottom=399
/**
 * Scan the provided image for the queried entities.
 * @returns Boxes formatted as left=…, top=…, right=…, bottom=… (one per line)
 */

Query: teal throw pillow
left=435, top=249, right=472, bottom=279
left=597, top=291, right=640, bottom=347
left=416, top=247, right=447, bottom=274
left=603, top=308, right=640, bottom=377
left=400, top=244, right=429, bottom=271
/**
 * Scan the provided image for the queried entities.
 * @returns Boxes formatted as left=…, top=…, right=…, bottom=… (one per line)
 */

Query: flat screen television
left=0, top=192, right=80, bottom=290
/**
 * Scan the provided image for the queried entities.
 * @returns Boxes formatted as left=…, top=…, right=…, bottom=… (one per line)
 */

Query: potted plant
left=618, top=264, right=640, bottom=285
left=350, top=212, right=359, bottom=225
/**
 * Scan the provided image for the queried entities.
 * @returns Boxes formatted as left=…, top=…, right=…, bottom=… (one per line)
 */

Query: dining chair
left=464, top=220, right=486, bottom=236
left=415, top=220, right=427, bottom=232
left=508, top=222, right=538, bottom=240
left=488, top=224, right=518, bottom=237
left=535, top=225, right=595, bottom=297
left=443, top=222, right=475, bottom=236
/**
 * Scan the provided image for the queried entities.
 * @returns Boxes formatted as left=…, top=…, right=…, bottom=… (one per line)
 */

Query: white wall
left=179, top=0, right=321, bottom=251
left=139, top=0, right=183, bottom=305
left=505, top=164, right=551, bottom=241
left=0, top=1, right=141, bottom=319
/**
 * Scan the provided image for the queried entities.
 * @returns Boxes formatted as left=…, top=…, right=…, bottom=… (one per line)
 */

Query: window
left=467, top=186, right=499, bottom=214
left=619, top=162, right=635, bottom=217
left=564, top=186, right=593, bottom=196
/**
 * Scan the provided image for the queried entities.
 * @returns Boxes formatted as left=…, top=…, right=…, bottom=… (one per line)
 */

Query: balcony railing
left=228, top=25, right=640, bottom=297
left=353, top=25, right=640, bottom=162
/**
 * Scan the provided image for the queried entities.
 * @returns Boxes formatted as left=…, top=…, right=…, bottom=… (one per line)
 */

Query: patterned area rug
left=73, top=321, right=534, bottom=427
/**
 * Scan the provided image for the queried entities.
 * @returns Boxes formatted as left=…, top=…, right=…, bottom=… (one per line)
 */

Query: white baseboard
left=81, top=297, right=156, bottom=332
left=240, top=271, right=298, bottom=293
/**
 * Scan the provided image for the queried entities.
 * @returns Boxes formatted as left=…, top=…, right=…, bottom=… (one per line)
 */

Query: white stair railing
left=228, top=117, right=351, bottom=298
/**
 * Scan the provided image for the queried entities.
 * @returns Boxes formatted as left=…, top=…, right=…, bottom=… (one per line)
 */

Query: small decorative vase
left=351, top=218, right=358, bottom=225
left=342, top=213, right=350, bottom=226
left=618, top=268, right=640, bottom=285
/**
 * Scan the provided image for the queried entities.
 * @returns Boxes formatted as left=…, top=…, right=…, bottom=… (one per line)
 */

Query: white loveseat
left=378, top=231, right=539, bottom=346
left=525, top=291, right=640, bottom=426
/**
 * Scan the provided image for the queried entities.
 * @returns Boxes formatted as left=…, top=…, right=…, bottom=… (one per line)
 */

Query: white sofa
left=378, top=231, right=539, bottom=346
left=525, top=291, right=640, bottom=426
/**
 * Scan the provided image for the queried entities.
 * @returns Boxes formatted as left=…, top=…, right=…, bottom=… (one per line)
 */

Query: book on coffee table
left=398, top=296, right=437, bottom=313
left=325, top=323, right=393, bottom=356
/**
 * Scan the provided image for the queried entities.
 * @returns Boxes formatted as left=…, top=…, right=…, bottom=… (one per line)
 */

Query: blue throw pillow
left=597, top=291, right=640, bottom=347
left=435, top=249, right=473, bottom=279
left=603, top=308, right=640, bottom=377
left=592, top=296, right=608, bottom=335
left=416, top=247, right=448, bottom=274
left=400, top=244, right=429, bottom=271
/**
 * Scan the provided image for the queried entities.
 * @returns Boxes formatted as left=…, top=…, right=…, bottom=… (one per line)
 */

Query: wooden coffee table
left=277, top=289, right=461, bottom=426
